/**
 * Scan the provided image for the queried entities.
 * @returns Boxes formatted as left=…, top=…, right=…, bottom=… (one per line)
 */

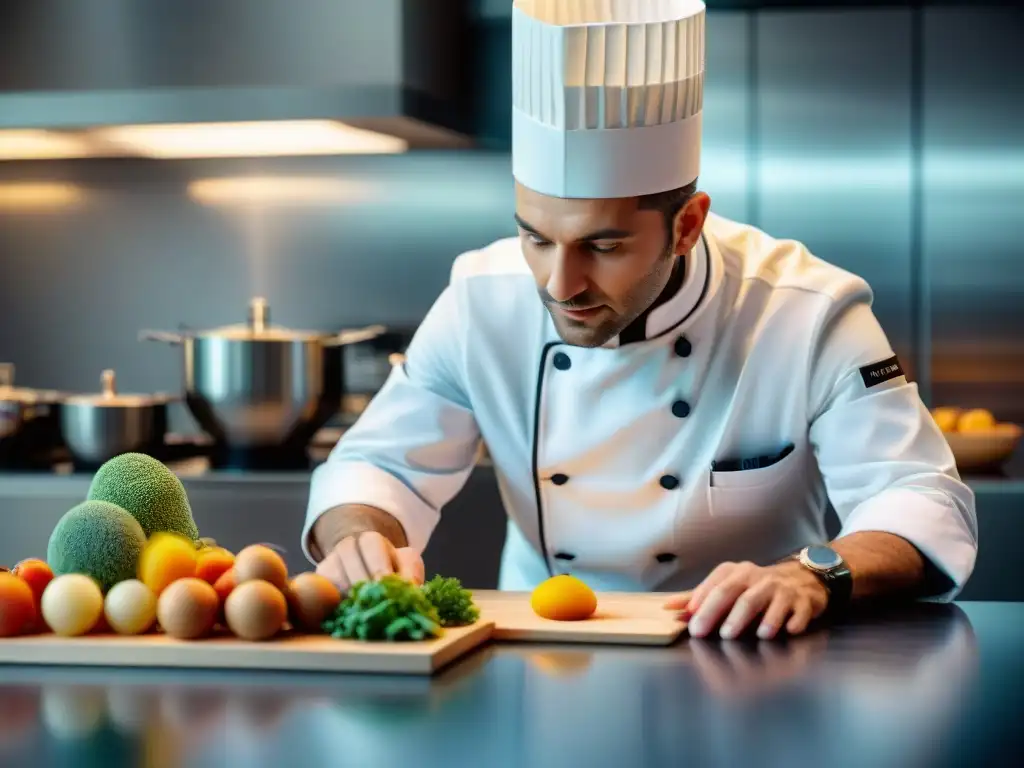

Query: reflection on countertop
left=0, top=601, right=1015, bottom=768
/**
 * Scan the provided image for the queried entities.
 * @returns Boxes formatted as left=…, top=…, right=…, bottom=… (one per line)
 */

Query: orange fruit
left=213, top=567, right=237, bottom=604
left=12, top=558, right=54, bottom=606
left=138, top=533, right=198, bottom=596
left=0, top=573, right=38, bottom=637
left=530, top=574, right=598, bottom=621
left=196, top=548, right=235, bottom=585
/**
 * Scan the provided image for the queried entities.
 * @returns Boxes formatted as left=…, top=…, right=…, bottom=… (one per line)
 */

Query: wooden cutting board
left=472, top=590, right=687, bottom=646
left=0, top=620, right=494, bottom=676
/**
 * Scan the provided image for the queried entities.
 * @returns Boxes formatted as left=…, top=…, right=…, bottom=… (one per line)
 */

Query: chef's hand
left=315, top=531, right=425, bottom=593
left=664, top=560, right=829, bottom=640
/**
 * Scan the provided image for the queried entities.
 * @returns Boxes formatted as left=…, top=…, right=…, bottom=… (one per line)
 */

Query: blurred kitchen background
left=0, top=1, right=1021, bottom=599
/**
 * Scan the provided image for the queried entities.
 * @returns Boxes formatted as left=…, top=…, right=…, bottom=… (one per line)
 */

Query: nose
left=545, top=246, right=588, bottom=304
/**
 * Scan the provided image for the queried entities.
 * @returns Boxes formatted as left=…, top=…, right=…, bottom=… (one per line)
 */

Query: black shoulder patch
left=859, top=355, right=904, bottom=388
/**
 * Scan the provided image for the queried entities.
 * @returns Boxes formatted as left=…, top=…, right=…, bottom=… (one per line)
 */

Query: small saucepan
left=0, top=363, right=66, bottom=468
left=60, top=369, right=174, bottom=468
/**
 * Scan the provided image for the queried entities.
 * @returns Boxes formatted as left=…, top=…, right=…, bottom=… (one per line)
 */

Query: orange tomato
left=0, top=573, right=37, bottom=637
left=213, top=567, right=237, bottom=604
left=196, top=548, right=235, bottom=585
left=12, top=558, right=53, bottom=605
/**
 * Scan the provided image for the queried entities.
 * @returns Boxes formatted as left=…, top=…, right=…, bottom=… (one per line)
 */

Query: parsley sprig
left=422, top=575, right=480, bottom=627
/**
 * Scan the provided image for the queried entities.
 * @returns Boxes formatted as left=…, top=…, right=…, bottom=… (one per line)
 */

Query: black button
left=554, top=552, right=576, bottom=561
left=671, top=400, right=691, bottom=418
left=674, top=337, right=692, bottom=358
left=551, top=473, right=569, bottom=485
left=660, top=475, right=680, bottom=490
left=655, top=553, right=677, bottom=564
left=553, top=352, right=572, bottom=370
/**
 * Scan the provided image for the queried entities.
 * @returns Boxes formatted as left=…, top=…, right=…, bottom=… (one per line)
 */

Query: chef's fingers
left=686, top=563, right=735, bottom=613
left=785, top=598, right=815, bottom=636
left=356, top=532, right=399, bottom=580
left=687, top=574, right=751, bottom=638
left=336, top=536, right=371, bottom=586
left=315, top=549, right=352, bottom=594
left=758, top=589, right=796, bottom=640
left=662, top=591, right=692, bottom=611
left=719, top=579, right=780, bottom=639
left=394, top=548, right=425, bottom=586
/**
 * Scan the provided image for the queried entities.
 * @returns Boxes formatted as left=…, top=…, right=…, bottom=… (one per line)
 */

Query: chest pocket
left=706, top=442, right=806, bottom=517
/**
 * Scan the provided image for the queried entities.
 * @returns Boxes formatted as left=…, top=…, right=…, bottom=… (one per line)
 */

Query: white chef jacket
left=301, top=212, right=977, bottom=601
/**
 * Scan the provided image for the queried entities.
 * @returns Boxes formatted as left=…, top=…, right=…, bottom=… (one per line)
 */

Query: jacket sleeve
left=807, top=286, right=978, bottom=603
left=300, top=284, right=481, bottom=562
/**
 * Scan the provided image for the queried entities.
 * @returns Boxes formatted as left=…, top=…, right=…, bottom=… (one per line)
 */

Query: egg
left=103, top=579, right=157, bottom=635
left=285, top=572, right=342, bottom=632
left=41, top=574, right=104, bottom=636
left=233, top=545, right=288, bottom=590
left=156, top=578, right=219, bottom=639
left=225, top=579, right=287, bottom=641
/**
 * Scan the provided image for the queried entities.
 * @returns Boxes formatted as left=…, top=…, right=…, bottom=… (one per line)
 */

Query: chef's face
left=515, top=182, right=711, bottom=348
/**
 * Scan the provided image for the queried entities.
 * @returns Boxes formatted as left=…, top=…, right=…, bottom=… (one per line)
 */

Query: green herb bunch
left=322, top=575, right=442, bottom=642
left=422, top=575, right=480, bottom=627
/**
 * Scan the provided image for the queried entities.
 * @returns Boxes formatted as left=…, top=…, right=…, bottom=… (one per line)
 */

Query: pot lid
left=141, top=297, right=387, bottom=345
left=63, top=369, right=172, bottom=407
left=0, top=363, right=65, bottom=404
left=203, top=296, right=327, bottom=341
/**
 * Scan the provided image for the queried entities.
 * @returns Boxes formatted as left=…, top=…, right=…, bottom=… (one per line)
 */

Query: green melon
left=86, top=453, right=199, bottom=541
left=47, top=500, right=147, bottom=591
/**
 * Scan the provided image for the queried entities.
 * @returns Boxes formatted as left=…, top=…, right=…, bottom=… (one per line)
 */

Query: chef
left=301, top=0, right=978, bottom=640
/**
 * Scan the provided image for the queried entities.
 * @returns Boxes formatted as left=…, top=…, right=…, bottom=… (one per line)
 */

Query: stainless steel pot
left=61, top=369, right=172, bottom=467
left=139, top=297, right=385, bottom=451
left=0, top=363, right=66, bottom=467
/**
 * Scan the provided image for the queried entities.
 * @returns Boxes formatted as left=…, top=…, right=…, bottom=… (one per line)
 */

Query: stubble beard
left=548, top=245, right=677, bottom=349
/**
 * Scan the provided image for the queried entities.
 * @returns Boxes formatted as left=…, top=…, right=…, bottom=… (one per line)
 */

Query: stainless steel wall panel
left=0, top=153, right=516, bottom=419
left=701, top=12, right=753, bottom=224
left=755, top=9, right=916, bottom=378
left=923, top=7, right=1024, bottom=424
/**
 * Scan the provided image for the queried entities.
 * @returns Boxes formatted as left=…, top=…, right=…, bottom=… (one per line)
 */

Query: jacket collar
left=601, top=229, right=723, bottom=349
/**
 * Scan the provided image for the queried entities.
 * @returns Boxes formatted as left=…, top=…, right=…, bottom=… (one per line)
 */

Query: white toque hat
left=512, top=0, right=706, bottom=200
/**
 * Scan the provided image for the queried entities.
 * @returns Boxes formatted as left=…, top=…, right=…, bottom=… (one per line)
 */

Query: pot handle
left=323, top=324, right=388, bottom=347
left=138, top=330, right=187, bottom=345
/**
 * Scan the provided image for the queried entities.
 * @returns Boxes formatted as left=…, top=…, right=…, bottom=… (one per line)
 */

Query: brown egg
left=233, top=545, right=288, bottom=590
left=286, top=573, right=342, bottom=632
left=224, top=579, right=287, bottom=641
left=156, top=578, right=219, bottom=640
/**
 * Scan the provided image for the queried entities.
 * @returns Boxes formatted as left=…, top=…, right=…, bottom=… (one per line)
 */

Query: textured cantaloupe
left=46, top=500, right=147, bottom=592
left=86, top=453, right=199, bottom=541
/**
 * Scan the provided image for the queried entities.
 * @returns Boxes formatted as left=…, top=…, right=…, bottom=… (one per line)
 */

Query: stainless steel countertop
left=0, top=601, right=1017, bottom=768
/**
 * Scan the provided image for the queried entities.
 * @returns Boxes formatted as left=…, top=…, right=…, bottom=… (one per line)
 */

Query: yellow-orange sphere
left=530, top=574, right=597, bottom=621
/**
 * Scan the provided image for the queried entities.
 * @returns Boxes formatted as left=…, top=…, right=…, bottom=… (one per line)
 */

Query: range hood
left=0, top=0, right=474, bottom=158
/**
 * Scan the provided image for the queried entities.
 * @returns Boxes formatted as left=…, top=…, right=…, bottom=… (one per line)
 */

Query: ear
left=672, top=192, right=712, bottom=256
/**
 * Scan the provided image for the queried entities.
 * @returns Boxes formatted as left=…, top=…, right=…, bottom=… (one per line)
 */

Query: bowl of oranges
left=931, top=407, right=1022, bottom=471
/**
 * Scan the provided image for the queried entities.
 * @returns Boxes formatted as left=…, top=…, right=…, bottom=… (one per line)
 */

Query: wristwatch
left=795, top=544, right=852, bottom=617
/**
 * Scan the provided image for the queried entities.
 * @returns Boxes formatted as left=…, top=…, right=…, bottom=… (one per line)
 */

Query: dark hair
left=637, top=179, right=699, bottom=244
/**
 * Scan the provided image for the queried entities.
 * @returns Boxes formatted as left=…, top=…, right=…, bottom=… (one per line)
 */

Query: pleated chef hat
left=512, top=0, right=706, bottom=200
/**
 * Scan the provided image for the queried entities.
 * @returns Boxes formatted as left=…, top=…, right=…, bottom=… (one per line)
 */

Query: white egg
left=104, top=579, right=157, bottom=635
left=41, top=574, right=104, bottom=637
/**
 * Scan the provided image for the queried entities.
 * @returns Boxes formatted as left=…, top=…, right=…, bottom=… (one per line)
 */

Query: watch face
left=805, top=545, right=842, bottom=569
